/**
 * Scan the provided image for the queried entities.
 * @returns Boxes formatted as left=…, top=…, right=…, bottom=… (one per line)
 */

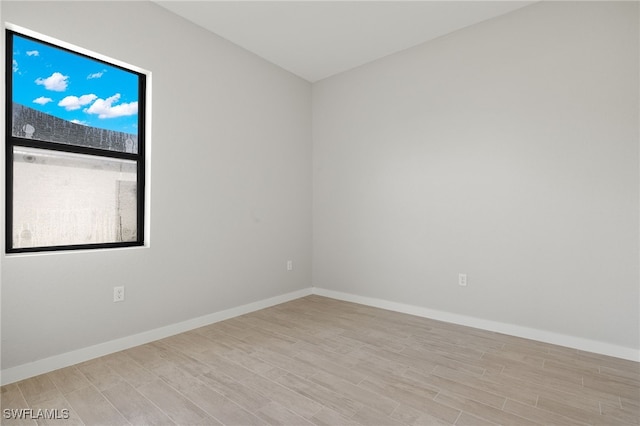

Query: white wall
left=1, top=1, right=312, bottom=373
left=313, top=2, right=639, bottom=352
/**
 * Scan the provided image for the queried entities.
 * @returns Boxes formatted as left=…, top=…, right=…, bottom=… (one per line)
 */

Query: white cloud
left=33, top=96, right=53, bottom=105
left=35, top=72, right=69, bottom=92
left=12, top=60, right=18, bottom=73
left=85, top=93, right=138, bottom=119
left=58, top=94, right=98, bottom=111
left=26, top=50, right=39, bottom=57
left=87, top=70, right=106, bottom=79
left=70, top=119, right=88, bottom=126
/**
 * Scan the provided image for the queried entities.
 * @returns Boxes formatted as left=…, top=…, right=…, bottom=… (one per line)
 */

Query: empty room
left=1, top=1, right=638, bottom=425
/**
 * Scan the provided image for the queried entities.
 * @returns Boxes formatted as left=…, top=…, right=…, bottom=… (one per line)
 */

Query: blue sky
left=12, top=34, right=139, bottom=134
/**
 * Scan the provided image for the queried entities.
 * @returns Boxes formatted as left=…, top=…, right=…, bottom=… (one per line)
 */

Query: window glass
left=12, top=147, right=138, bottom=248
left=11, top=34, right=140, bottom=153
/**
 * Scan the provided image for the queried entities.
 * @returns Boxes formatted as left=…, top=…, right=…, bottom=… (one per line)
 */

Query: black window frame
left=5, top=29, right=146, bottom=254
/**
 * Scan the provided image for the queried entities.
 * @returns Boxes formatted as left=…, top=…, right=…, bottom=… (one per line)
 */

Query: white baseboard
left=3, top=285, right=637, bottom=385
left=312, top=287, right=640, bottom=362
left=0, top=287, right=312, bottom=386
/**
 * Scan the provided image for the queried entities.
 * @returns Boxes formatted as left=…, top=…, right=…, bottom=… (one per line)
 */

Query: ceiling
left=154, top=1, right=536, bottom=83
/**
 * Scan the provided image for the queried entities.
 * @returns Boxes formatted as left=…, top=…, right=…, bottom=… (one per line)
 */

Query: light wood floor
left=2, top=295, right=639, bottom=425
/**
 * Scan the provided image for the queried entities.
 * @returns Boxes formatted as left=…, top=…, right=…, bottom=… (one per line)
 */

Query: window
left=6, top=29, right=146, bottom=253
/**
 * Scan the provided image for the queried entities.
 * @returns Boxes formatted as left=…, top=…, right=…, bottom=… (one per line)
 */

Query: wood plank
left=102, top=381, right=175, bottom=425
left=65, top=386, right=129, bottom=425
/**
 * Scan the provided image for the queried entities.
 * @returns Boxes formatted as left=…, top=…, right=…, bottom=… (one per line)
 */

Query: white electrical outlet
left=458, top=274, right=467, bottom=287
left=113, top=286, right=125, bottom=302
left=287, top=260, right=293, bottom=271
